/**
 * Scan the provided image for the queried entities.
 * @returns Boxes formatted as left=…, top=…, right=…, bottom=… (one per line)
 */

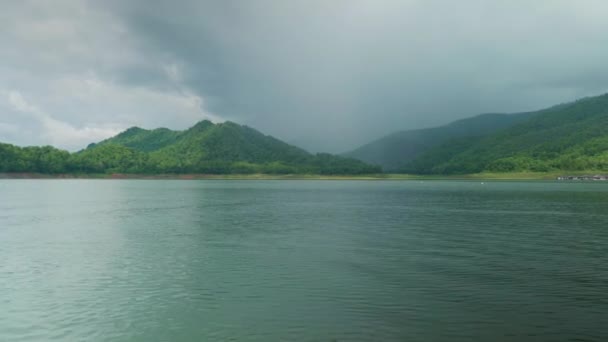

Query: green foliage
left=404, top=93, right=608, bottom=174
left=70, top=144, right=150, bottom=173
left=0, top=144, right=71, bottom=173
left=0, top=120, right=380, bottom=175
left=311, top=153, right=380, bottom=175
left=96, top=127, right=181, bottom=152
left=345, top=112, right=535, bottom=171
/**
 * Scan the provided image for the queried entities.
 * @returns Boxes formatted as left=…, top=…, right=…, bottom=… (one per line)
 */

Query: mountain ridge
left=404, top=93, right=608, bottom=174
left=3, top=93, right=608, bottom=176
left=0, top=120, right=381, bottom=175
left=344, top=111, right=536, bottom=171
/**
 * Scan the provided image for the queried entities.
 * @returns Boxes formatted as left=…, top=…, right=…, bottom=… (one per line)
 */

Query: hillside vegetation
left=4, top=93, right=608, bottom=177
left=344, top=112, right=534, bottom=171
left=404, top=94, right=608, bottom=174
left=0, top=121, right=380, bottom=175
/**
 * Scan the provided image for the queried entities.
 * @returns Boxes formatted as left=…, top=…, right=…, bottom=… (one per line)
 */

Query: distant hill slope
left=344, top=112, right=535, bottom=171
left=77, top=120, right=380, bottom=174
left=0, top=120, right=380, bottom=175
left=405, top=93, right=608, bottom=174
left=91, top=127, right=181, bottom=152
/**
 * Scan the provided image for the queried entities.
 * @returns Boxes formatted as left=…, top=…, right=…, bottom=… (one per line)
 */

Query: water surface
left=1, top=180, right=607, bottom=341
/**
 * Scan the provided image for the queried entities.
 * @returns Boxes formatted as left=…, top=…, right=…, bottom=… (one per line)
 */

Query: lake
left=1, top=180, right=607, bottom=341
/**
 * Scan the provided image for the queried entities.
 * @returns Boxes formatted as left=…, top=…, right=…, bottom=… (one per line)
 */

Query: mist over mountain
left=344, top=112, right=535, bottom=171
left=402, top=93, right=608, bottom=174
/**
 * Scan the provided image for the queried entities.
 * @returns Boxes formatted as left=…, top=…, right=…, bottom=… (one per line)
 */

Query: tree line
left=0, top=143, right=381, bottom=175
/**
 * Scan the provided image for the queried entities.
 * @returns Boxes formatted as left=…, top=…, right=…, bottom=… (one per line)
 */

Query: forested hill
left=0, top=121, right=380, bottom=175
left=403, top=93, right=608, bottom=174
left=344, top=112, right=534, bottom=171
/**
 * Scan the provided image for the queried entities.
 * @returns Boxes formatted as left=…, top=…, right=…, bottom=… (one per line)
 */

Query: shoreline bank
left=2, top=171, right=607, bottom=180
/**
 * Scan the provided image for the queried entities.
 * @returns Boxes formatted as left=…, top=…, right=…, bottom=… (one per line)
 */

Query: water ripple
left=0, top=180, right=607, bottom=341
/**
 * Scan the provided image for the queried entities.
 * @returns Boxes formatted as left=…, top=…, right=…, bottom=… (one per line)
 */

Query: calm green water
left=1, top=180, right=607, bottom=341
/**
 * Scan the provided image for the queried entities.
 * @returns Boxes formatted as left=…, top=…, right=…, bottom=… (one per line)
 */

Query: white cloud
left=5, top=90, right=122, bottom=150
left=0, top=0, right=224, bottom=150
left=8, top=91, right=41, bottom=115
left=2, top=78, right=221, bottom=150
left=49, top=74, right=221, bottom=126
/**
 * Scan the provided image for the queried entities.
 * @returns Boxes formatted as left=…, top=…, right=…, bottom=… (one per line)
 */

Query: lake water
left=1, top=180, right=607, bottom=341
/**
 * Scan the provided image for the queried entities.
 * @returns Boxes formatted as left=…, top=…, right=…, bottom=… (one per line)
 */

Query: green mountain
left=5, top=93, right=607, bottom=177
left=89, top=127, right=181, bottom=152
left=1, top=120, right=381, bottom=175
left=344, top=112, right=535, bottom=171
left=405, top=93, right=608, bottom=174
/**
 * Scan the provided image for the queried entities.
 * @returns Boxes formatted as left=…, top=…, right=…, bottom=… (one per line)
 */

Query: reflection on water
left=1, top=180, right=607, bottom=341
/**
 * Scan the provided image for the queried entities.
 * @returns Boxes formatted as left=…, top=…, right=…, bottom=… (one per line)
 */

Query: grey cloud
left=2, top=0, right=608, bottom=151
left=98, top=0, right=608, bottom=152
left=0, top=0, right=217, bottom=150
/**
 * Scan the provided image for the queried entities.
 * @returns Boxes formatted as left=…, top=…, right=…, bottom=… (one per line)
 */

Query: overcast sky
left=2, top=0, right=608, bottom=152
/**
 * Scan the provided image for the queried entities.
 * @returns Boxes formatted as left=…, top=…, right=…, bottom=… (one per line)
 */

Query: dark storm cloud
left=2, top=0, right=608, bottom=151
left=97, top=0, right=608, bottom=152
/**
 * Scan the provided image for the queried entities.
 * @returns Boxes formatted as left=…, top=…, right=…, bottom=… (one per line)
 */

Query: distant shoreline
left=2, top=171, right=607, bottom=181
left=0, top=173, right=388, bottom=180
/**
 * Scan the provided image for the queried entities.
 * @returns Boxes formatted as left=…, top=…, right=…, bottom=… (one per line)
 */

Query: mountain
left=0, top=120, right=380, bottom=175
left=405, top=93, right=608, bottom=174
left=344, top=112, right=535, bottom=171
left=89, top=126, right=181, bottom=152
left=5, top=93, right=608, bottom=177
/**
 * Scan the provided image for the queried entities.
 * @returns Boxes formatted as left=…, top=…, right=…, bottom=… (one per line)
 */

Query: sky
left=2, top=0, right=608, bottom=152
